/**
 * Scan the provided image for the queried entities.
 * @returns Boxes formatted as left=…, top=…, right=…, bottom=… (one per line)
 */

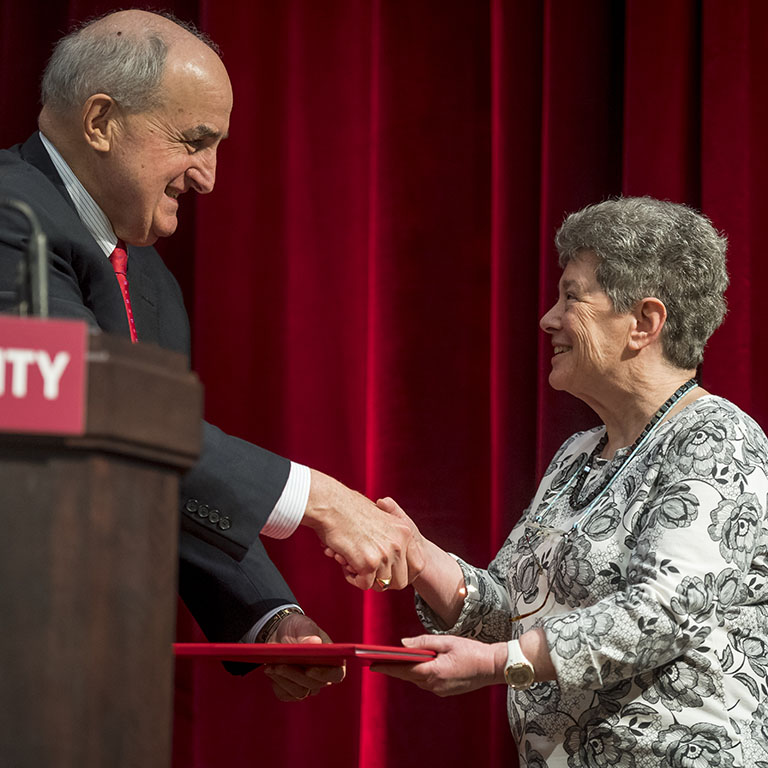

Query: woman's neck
left=587, top=369, right=702, bottom=459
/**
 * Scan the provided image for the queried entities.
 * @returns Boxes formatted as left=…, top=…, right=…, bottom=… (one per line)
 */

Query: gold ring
left=375, top=577, right=392, bottom=590
left=297, top=688, right=310, bottom=700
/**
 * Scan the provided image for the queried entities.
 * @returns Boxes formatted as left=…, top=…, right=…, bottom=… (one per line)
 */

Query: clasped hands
left=334, top=496, right=425, bottom=590
left=302, top=470, right=424, bottom=591
left=265, top=477, right=423, bottom=702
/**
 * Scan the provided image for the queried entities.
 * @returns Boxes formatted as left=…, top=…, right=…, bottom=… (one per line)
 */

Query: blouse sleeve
left=538, top=403, right=768, bottom=694
left=414, top=545, right=518, bottom=642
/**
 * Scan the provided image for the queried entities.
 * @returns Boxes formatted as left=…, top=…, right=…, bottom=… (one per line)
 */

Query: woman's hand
left=376, top=497, right=426, bottom=584
left=322, top=495, right=426, bottom=589
left=324, top=496, right=469, bottom=628
left=370, top=635, right=507, bottom=697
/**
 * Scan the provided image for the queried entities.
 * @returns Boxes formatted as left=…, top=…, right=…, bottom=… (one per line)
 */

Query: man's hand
left=370, top=635, right=507, bottom=697
left=262, top=613, right=346, bottom=702
left=301, top=470, right=425, bottom=590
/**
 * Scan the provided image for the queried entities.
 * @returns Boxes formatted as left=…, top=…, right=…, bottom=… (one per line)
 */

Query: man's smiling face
left=98, top=44, right=232, bottom=246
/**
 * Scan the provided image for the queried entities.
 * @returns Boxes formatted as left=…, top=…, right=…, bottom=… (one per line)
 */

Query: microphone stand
left=0, top=198, right=49, bottom=318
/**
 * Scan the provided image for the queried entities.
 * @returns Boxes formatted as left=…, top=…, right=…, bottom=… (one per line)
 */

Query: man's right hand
left=262, top=612, right=346, bottom=702
left=301, top=470, right=424, bottom=590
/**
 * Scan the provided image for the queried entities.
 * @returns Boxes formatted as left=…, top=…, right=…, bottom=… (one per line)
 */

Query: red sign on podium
left=0, top=314, right=87, bottom=435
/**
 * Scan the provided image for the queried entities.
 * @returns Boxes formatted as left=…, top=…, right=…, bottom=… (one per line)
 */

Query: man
left=0, top=9, right=421, bottom=701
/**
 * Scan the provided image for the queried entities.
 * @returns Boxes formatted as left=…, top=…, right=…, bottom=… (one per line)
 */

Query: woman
left=373, top=197, right=768, bottom=766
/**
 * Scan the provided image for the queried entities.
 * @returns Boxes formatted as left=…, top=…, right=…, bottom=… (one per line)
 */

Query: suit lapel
left=20, top=133, right=158, bottom=343
left=20, top=133, right=76, bottom=207
left=126, top=247, right=160, bottom=344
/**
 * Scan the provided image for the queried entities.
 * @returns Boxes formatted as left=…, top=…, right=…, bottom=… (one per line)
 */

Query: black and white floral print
left=708, top=492, right=763, bottom=568
left=635, top=651, right=716, bottom=711
left=652, top=723, right=737, bottom=767
left=415, top=397, right=768, bottom=766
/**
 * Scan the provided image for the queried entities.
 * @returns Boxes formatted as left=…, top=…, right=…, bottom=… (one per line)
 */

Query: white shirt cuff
left=260, top=461, right=310, bottom=539
left=240, top=604, right=303, bottom=643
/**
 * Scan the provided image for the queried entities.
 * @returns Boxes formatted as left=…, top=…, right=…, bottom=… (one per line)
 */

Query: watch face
left=506, top=663, right=535, bottom=689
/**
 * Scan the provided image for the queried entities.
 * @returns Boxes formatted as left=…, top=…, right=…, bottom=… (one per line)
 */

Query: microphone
left=0, top=198, right=49, bottom=318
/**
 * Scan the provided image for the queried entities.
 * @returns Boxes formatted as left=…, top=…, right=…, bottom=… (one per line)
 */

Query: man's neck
left=37, top=129, right=118, bottom=257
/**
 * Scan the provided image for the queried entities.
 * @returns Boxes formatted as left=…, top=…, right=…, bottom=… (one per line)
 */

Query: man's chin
left=122, top=234, right=159, bottom=248
left=117, top=224, right=168, bottom=248
left=146, top=219, right=179, bottom=245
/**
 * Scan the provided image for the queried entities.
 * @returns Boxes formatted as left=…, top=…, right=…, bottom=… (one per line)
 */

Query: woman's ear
left=628, top=297, right=667, bottom=351
left=82, top=94, right=119, bottom=152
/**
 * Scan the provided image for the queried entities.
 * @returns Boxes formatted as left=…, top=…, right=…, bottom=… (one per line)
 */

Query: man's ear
left=82, top=94, right=120, bottom=152
left=628, top=297, right=667, bottom=351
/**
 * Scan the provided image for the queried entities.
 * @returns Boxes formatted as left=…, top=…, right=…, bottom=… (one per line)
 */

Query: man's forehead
left=161, top=45, right=232, bottom=101
left=155, top=52, right=232, bottom=135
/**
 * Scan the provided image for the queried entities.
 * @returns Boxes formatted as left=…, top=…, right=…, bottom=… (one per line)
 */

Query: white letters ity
left=0, top=348, right=71, bottom=400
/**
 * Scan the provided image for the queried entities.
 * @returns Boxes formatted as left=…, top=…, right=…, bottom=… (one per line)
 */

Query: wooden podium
left=0, top=328, right=202, bottom=768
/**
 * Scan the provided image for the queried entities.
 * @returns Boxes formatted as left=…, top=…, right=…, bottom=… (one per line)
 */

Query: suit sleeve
left=179, top=527, right=297, bottom=639
left=180, top=421, right=292, bottom=561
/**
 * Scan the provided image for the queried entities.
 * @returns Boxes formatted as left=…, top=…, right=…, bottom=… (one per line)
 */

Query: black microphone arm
left=0, top=198, right=49, bottom=318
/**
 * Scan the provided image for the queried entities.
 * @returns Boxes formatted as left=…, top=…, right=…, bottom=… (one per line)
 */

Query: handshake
left=263, top=470, right=430, bottom=701
left=301, top=469, right=426, bottom=591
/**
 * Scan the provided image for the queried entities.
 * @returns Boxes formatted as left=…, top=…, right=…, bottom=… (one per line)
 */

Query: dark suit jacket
left=0, top=133, right=298, bottom=645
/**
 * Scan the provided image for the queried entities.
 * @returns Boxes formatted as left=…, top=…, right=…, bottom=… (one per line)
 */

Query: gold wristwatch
left=504, top=639, right=535, bottom=690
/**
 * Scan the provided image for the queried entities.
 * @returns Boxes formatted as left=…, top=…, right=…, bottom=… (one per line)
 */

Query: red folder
left=173, top=642, right=436, bottom=665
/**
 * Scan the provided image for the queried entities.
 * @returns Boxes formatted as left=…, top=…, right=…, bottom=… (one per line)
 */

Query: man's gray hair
left=555, top=197, right=729, bottom=370
left=41, top=11, right=220, bottom=113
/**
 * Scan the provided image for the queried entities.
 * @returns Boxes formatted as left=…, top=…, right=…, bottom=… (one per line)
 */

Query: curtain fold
left=1, top=2, right=765, bottom=767
left=700, top=2, right=762, bottom=422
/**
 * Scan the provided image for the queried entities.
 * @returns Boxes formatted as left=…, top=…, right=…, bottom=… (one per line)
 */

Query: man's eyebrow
left=183, top=124, right=228, bottom=141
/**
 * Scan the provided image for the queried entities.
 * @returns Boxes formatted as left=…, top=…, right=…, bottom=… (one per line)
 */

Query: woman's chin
left=548, top=370, right=567, bottom=391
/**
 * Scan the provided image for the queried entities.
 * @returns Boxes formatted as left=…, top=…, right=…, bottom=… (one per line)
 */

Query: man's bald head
left=41, top=9, right=221, bottom=115
left=37, top=9, right=232, bottom=246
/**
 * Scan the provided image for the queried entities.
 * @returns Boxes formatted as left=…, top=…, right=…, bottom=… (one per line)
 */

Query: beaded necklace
left=515, top=378, right=699, bottom=624
left=568, top=377, right=698, bottom=511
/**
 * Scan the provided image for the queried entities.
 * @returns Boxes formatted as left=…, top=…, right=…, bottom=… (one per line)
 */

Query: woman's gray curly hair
left=555, top=196, right=728, bottom=369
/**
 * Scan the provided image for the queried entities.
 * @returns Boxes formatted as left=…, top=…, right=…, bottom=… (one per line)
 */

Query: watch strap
left=254, top=606, right=304, bottom=644
left=504, top=639, right=535, bottom=689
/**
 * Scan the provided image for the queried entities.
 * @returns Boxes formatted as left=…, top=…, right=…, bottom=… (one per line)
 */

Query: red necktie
left=109, top=240, right=138, bottom=343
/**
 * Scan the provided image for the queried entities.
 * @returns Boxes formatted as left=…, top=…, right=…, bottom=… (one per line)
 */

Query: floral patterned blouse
left=416, top=396, right=768, bottom=767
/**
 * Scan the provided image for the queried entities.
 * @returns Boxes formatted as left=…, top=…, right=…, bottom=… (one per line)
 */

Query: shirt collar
left=38, top=130, right=118, bottom=258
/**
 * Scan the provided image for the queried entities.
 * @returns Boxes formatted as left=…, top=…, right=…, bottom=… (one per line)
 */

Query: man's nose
left=188, top=152, right=217, bottom=194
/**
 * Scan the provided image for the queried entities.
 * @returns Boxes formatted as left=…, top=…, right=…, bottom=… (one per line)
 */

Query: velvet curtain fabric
left=2, top=2, right=765, bottom=766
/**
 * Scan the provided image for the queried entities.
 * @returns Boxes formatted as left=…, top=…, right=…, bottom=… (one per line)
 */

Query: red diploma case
left=173, top=643, right=436, bottom=665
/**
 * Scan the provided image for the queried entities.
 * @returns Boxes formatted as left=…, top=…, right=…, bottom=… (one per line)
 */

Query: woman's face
left=539, top=251, right=633, bottom=401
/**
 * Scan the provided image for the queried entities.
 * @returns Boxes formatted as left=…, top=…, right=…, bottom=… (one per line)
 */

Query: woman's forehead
left=559, top=253, right=601, bottom=289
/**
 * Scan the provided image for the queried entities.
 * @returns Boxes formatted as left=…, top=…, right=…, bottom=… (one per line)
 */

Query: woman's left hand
left=370, top=635, right=507, bottom=697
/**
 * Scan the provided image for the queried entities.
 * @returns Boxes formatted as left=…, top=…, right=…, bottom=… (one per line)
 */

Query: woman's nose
left=539, top=301, right=560, bottom=333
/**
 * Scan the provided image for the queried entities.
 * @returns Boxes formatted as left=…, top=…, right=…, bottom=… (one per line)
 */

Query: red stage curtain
left=2, top=2, right=766, bottom=767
